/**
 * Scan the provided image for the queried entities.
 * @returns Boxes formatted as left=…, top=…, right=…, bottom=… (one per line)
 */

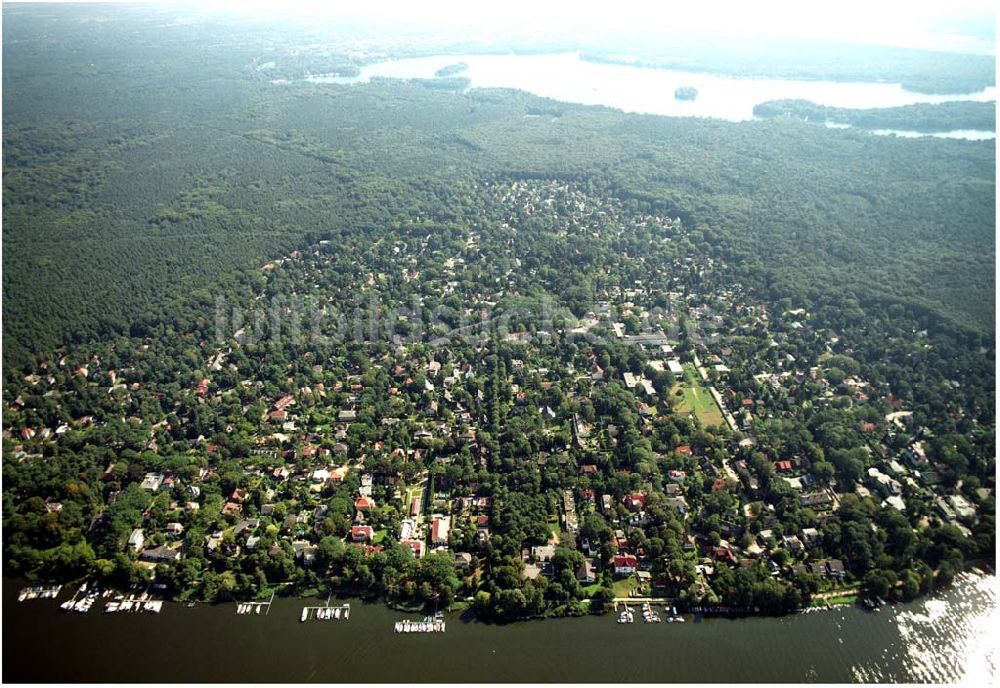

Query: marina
left=17, top=584, right=61, bottom=601
left=616, top=602, right=686, bottom=624
left=59, top=582, right=99, bottom=613
left=617, top=604, right=634, bottom=624
left=104, top=596, right=164, bottom=614
left=300, top=594, right=350, bottom=622
left=394, top=612, right=445, bottom=634
left=3, top=572, right=995, bottom=683
left=47, top=582, right=167, bottom=615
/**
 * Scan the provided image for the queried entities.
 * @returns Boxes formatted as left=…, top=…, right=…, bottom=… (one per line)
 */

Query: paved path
left=812, top=588, right=859, bottom=600
left=708, top=385, right=739, bottom=433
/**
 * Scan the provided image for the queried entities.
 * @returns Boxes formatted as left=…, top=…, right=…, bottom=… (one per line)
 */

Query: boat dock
left=104, top=595, right=163, bottom=614
left=394, top=612, right=445, bottom=634
left=59, top=582, right=98, bottom=613
left=18, top=584, right=61, bottom=601
left=236, top=590, right=275, bottom=616
left=300, top=595, right=350, bottom=622
left=614, top=601, right=685, bottom=624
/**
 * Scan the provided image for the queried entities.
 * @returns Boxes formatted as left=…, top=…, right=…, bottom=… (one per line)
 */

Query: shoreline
left=9, top=566, right=992, bottom=623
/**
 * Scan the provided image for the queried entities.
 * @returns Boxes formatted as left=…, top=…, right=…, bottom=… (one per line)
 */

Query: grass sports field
left=671, top=363, right=725, bottom=427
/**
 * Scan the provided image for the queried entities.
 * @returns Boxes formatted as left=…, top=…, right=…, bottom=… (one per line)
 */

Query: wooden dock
left=300, top=596, right=351, bottom=622
left=236, top=590, right=275, bottom=616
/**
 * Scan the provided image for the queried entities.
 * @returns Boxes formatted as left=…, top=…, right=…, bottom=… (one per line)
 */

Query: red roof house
left=401, top=539, right=425, bottom=558
left=351, top=525, right=374, bottom=542
left=613, top=554, right=638, bottom=574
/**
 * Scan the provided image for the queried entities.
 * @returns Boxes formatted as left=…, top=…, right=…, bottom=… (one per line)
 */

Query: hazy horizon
left=4, top=0, right=996, bottom=56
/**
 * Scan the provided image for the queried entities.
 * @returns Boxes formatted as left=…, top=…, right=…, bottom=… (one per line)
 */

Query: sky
left=190, top=0, right=997, bottom=54
left=5, top=0, right=997, bottom=54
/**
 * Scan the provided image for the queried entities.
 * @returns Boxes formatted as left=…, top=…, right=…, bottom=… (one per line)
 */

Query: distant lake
left=869, top=128, right=996, bottom=140
left=302, top=52, right=997, bottom=137
left=3, top=571, right=996, bottom=682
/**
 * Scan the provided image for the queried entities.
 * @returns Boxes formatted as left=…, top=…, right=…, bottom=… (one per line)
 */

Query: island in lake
left=434, top=61, right=469, bottom=78
left=674, top=86, right=698, bottom=100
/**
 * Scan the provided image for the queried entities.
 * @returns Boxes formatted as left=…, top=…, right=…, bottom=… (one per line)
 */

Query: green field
left=612, top=575, right=637, bottom=598
left=810, top=594, right=859, bottom=607
left=671, top=364, right=725, bottom=427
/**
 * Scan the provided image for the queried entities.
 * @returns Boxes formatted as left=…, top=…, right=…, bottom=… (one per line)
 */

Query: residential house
left=351, top=525, right=374, bottom=542
left=139, top=545, right=181, bottom=565
left=613, top=554, right=638, bottom=575
left=826, top=559, right=846, bottom=578
left=431, top=517, right=449, bottom=546
left=801, top=527, right=820, bottom=546
left=140, top=473, right=164, bottom=491
left=800, top=491, right=833, bottom=509
left=782, top=535, right=804, bottom=553
left=576, top=558, right=597, bottom=584
left=128, top=528, right=145, bottom=552
left=401, top=539, right=425, bottom=558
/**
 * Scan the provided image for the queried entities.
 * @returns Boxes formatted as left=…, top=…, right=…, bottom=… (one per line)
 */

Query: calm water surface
left=301, top=52, right=996, bottom=138
left=3, top=572, right=996, bottom=682
left=867, top=128, right=997, bottom=140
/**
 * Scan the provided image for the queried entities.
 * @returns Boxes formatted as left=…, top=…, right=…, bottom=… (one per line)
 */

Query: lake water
left=301, top=52, right=996, bottom=140
left=4, top=571, right=996, bottom=683
left=869, top=128, right=997, bottom=140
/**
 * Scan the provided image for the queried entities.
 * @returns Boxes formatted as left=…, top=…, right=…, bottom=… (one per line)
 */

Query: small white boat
left=334, top=607, right=341, bottom=619
left=301, top=608, right=308, bottom=622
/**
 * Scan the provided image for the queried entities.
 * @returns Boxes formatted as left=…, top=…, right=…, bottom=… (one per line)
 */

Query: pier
left=104, top=594, right=163, bottom=614
left=60, top=582, right=99, bottom=613
left=614, top=600, right=685, bottom=624
left=101, top=584, right=163, bottom=614
left=236, top=590, right=275, bottom=616
left=18, top=584, right=61, bottom=602
left=300, top=594, right=351, bottom=622
left=393, top=612, right=445, bottom=634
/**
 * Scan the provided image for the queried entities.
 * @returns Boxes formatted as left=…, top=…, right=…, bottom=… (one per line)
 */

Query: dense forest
left=3, top=7, right=995, bottom=373
left=2, top=5, right=995, bottom=620
left=753, top=99, right=996, bottom=132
